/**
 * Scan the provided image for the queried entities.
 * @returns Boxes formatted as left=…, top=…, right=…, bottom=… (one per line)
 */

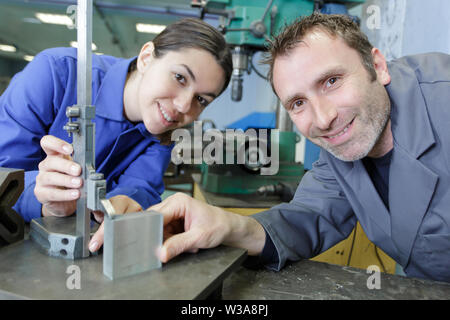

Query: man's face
left=273, top=30, right=391, bottom=161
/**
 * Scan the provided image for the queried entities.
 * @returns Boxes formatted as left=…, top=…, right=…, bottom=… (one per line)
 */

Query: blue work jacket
left=0, top=48, right=173, bottom=222
left=253, top=53, right=450, bottom=283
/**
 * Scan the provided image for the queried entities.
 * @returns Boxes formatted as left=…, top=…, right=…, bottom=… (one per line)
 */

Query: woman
left=0, top=18, right=232, bottom=252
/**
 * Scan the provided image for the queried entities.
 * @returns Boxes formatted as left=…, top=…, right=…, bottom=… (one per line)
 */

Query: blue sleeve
left=251, top=152, right=356, bottom=271
left=106, top=142, right=173, bottom=210
left=0, top=51, right=64, bottom=222
left=13, top=171, right=41, bottom=222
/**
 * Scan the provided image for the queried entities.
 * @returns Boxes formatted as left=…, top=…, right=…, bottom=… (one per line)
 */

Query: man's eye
left=326, top=77, right=339, bottom=88
left=175, top=73, right=186, bottom=84
left=291, top=99, right=304, bottom=112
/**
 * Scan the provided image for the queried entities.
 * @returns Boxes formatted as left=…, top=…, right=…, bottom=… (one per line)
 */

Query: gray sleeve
left=252, top=152, right=357, bottom=271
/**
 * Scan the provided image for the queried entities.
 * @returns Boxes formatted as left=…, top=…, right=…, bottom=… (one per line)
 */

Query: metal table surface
left=222, top=259, right=450, bottom=300
left=1, top=233, right=449, bottom=300
left=0, top=239, right=247, bottom=300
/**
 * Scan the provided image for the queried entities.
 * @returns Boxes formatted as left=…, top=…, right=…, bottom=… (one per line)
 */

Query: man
left=150, top=13, right=450, bottom=283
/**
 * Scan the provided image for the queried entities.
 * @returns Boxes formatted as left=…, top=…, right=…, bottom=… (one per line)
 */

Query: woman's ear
left=136, top=41, right=155, bottom=74
left=371, top=47, right=391, bottom=85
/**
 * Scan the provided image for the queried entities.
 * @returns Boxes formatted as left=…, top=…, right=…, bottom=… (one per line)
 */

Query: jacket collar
left=385, top=59, right=438, bottom=267
left=93, top=56, right=137, bottom=122
left=386, top=59, right=436, bottom=159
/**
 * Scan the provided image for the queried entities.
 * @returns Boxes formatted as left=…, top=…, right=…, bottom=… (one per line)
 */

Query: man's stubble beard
left=318, top=83, right=391, bottom=162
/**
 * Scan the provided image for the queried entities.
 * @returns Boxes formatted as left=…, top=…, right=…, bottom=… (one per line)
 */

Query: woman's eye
left=175, top=73, right=186, bottom=84
left=197, top=96, right=208, bottom=107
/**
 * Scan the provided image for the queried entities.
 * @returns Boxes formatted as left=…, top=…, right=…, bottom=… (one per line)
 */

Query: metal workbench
left=222, top=259, right=450, bottom=300
left=0, top=238, right=246, bottom=300
left=1, top=228, right=449, bottom=300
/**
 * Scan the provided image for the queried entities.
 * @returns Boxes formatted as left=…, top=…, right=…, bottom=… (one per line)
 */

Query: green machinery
left=199, top=129, right=303, bottom=195
left=191, top=0, right=365, bottom=198
left=193, top=0, right=365, bottom=101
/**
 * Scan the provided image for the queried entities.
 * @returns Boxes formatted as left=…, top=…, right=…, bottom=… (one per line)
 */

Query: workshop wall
left=402, top=0, right=450, bottom=55
left=361, top=0, right=450, bottom=59
left=0, top=57, right=27, bottom=94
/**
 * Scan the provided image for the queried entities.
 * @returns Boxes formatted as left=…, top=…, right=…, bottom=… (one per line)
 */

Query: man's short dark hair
left=263, top=13, right=377, bottom=93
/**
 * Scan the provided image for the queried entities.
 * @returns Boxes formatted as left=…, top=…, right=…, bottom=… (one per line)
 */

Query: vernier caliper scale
left=30, top=0, right=162, bottom=280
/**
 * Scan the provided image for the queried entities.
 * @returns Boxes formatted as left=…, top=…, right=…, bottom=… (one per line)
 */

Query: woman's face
left=132, top=43, right=226, bottom=135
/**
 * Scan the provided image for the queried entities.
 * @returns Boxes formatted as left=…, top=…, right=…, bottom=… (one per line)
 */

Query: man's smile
left=320, top=118, right=355, bottom=145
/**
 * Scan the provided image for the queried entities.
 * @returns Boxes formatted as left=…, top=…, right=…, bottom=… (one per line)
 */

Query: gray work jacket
left=253, top=52, right=450, bottom=282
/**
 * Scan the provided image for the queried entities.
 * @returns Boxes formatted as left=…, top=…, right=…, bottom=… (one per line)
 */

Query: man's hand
left=35, top=135, right=81, bottom=218
left=88, top=195, right=143, bottom=253
left=148, top=193, right=266, bottom=263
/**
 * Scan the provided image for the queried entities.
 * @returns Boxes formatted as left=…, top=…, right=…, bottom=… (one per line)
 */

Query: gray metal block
left=103, top=210, right=163, bottom=280
left=29, top=216, right=98, bottom=259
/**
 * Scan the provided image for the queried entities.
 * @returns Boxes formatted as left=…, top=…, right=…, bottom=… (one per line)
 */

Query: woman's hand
left=35, top=135, right=81, bottom=218
left=35, top=135, right=143, bottom=253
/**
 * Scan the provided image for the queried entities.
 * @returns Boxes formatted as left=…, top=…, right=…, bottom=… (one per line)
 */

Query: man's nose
left=312, top=97, right=338, bottom=131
